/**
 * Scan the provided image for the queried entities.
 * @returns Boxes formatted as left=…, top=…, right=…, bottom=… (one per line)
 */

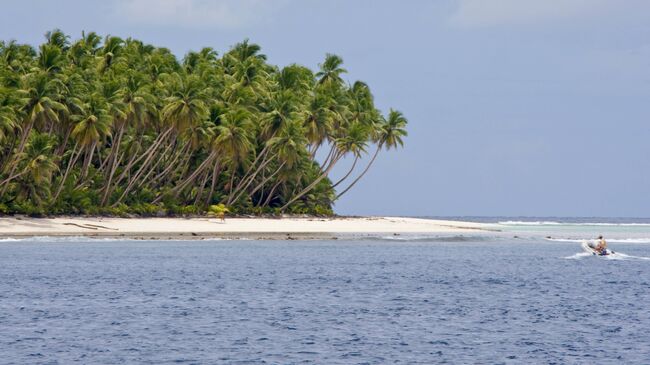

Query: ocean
left=1, top=218, right=650, bottom=364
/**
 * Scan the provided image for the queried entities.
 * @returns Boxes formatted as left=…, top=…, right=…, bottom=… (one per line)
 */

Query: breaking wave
left=499, top=221, right=650, bottom=227
left=370, top=234, right=499, bottom=243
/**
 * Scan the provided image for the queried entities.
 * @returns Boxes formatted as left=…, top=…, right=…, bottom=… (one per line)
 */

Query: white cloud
left=116, top=0, right=277, bottom=29
left=449, top=0, right=611, bottom=28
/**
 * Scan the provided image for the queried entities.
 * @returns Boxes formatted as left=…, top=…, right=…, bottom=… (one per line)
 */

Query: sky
left=1, top=0, right=649, bottom=217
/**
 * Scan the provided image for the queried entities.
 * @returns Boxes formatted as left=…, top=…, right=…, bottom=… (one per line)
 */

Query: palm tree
left=0, top=85, right=25, bottom=152
left=99, top=35, right=124, bottom=71
left=72, top=94, right=112, bottom=178
left=304, top=92, right=334, bottom=156
left=100, top=72, right=150, bottom=205
left=335, top=109, right=407, bottom=199
left=215, top=109, right=253, bottom=202
left=3, top=132, right=58, bottom=208
left=53, top=93, right=112, bottom=200
left=316, top=54, right=347, bottom=86
left=281, top=121, right=368, bottom=211
left=45, top=29, right=70, bottom=50
left=226, top=39, right=266, bottom=64
left=1, top=40, right=37, bottom=76
left=161, top=73, right=209, bottom=131
left=37, top=44, right=65, bottom=74
left=251, top=120, right=308, bottom=205
left=112, top=81, right=194, bottom=204
left=0, top=72, right=66, bottom=195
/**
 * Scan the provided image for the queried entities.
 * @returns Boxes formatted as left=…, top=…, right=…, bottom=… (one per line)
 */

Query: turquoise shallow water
left=448, top=217, right=650, bottom=239
left=1, top=235, right=650, bottom=364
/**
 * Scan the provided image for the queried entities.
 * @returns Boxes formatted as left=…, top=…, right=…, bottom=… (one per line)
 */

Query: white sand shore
left=0, top=216, right=497, bottom=239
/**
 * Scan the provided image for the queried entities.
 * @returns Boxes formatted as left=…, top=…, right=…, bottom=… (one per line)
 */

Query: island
left=0, top=31, right=406, bottom=218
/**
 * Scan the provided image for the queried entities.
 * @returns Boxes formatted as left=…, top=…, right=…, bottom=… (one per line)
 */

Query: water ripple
left=1, top=239, right=649, bottom=363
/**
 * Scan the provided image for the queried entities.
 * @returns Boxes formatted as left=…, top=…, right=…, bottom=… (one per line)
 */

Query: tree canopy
left=0, top=31, right=407, bottom=216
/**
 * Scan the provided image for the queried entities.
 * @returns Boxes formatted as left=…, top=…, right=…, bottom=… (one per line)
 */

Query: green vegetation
left=0, top=30, right=407, bottom=217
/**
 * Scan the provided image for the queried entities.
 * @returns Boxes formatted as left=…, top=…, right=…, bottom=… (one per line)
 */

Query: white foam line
left=500, top=221, right=650, bottom=227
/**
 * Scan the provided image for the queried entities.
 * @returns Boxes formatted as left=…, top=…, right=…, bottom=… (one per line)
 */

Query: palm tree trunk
left=170, top=153, right=215, bottom=196
left=80, top=140, right=97, bottom=180
left=0, top=120, right=34, bottom=195
left=0, top=135, right=18, bottom=173
left=205, top=159, right=221, bottom=207
left=100, top=125, right=125, bottom=206
left=0, top=170, right=28, bottom=187
left=55, top=127, right=72, bottom=156
left=150, top=143, right=190, bottom=187
left=318, top=144, right=336, bottom=174
left=335, top=144, right=381, bottom=200
left=151, top=151, right=216, bottom=204
left=332, top=155, right=358, bottom=188
left=309, top=143, right=322, bottom=161
left=226, top=167, right=237, bottom=202
left=281, top=154, right=342, bottom=211
left=53, top=143, right=81, bottom=201
left=133, top=142, right=175, bottom=191
left=241, top=161, right=286, bottom=204
left=113, top=128, right=174, bottom=205
left=228, top=144, right=270, bottom=201
left=194, top=170, right=211, bottom=206
left=262, top=180, right=282, bottom=207
left=96, top=143, right=107, bottom=173
left=113, top=127, right=173, bottom=188
left=227, top=152, right=276, bottom=205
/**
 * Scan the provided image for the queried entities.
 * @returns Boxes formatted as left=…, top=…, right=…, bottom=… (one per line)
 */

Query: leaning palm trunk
left=227, top=152, right=276, bottom=205
left=100, top=125, right=126, bottom=206
left=308, top=143, right=321, bottom=160
left=262, top=180, right=283, bottom=207
left=332, top=155, right=358, bottom=188
left=205, top=160, right=222, bottom=207
left=318, top=144, right=337, bottom=174
left=113, top=127, right=174, bottom=205
left=133, top=141, right=175, bottom=191
left=0, top=137, right=18, bottom=173
left=0, top=120, right=34, bottom=196
left=0, top=169, right=28, bottom=188
left=114, top=127, right=174, bottom=187
left=80, top=140, right=97, bottom=180
left=280, top=153, right=342, bottom=211
left=231, top=159, right=284, bottom=206
left=55, top=127, right=73, bottom=156
left=335, top=144, right=381, bottom=200
left=194, top=170, right=211, bottom=205
left=151, top=151, right=217, bottom=204
left=227, top=144, right=271, bottom=203
left=244, top=161, right=286, bottom=204
left=174, top=152, right=217, bottom=193
left=148, top=143, right=191, bottom=189
left=53, top=143, right=82, bottom=200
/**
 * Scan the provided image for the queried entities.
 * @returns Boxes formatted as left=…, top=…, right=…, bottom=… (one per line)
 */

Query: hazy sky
left=2, top=0, right=649, bottom=217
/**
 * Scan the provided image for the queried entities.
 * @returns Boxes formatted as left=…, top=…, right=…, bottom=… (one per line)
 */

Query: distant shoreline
left=0, top=216, right=497, bottom=240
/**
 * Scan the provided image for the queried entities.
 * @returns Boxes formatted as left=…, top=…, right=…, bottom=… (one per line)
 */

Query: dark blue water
left=1, top=239, right=650, bottom=364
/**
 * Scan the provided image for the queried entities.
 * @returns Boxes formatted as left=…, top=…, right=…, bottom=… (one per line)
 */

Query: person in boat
left=593, top=235, right=607, bottom=254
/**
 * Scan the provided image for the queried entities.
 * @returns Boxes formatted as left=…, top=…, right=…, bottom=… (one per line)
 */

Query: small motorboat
left=581, top=241, right=614, bottom=256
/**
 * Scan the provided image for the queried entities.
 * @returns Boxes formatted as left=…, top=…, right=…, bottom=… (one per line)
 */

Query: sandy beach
left=0, top=216, right=496, bottom=240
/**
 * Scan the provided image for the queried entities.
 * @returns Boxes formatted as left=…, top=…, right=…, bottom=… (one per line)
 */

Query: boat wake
left=564, top=250, right=650, bottom=261
left=547, top=237, right=650, bottom=244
